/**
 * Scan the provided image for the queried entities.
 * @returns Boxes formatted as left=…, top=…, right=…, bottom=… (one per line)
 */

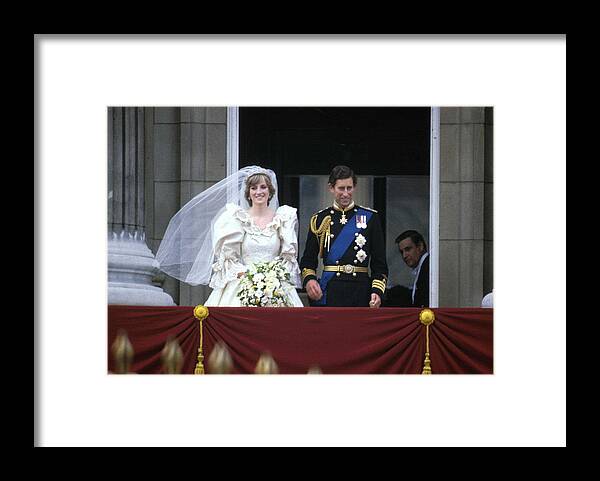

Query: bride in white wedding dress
left=156, top=166, right=303, bottom=307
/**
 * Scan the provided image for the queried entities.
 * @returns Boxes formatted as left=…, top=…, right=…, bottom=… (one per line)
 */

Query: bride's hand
left=237, top=271, right=246, bottom=279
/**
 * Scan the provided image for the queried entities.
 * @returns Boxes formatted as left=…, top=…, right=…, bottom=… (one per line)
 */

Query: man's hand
left=306, top=279, right=323, bottom=301
left=237, top=271, right=246, bottom=279
left=369, top=293, right=381, bottom=308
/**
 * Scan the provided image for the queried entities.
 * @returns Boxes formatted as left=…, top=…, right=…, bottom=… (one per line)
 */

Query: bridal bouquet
left=237, top=258, right=293, bottom=307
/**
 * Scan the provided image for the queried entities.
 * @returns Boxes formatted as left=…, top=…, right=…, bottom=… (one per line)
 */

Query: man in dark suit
left=385, top=230, right=429, bottom=308
left=299, top=165, right=388, bottom=308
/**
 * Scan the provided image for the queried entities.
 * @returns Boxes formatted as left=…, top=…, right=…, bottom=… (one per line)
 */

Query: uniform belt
left=323, top=265, right=369, bottom=275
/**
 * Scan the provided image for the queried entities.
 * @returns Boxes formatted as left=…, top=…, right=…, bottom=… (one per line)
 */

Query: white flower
left=356, top=249, right=367, bottom=263
left=237, top=258, right=293, bottom=307
left=355, top=234, right=367, bottom=248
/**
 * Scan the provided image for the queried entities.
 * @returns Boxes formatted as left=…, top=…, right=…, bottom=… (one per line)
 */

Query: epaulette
left=313, top=207, right=330, bottom=216
left=360, top=206, right=378, bottom=213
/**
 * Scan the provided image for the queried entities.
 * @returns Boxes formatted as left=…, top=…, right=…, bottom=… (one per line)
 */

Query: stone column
left=108, top=107, right=175, bottom=306
left=439, top=107, right=492, bottom=307
left=147, top=107, right=227, bottom=306
left=483, top=107, right=494, bottom=297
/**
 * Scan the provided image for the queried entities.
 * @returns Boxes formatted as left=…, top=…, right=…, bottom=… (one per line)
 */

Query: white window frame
left=226, top=107, right=240, bottom=202
left=429, top=107, right=440, bottom=308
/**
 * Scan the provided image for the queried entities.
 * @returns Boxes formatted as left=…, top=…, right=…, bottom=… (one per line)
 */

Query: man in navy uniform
left=300, top=165, right=388, bottom=307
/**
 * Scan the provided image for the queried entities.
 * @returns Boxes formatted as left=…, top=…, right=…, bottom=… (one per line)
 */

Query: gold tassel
left=419, top=308, right=435, bottom=375
left=193, top=305, right=209, bottom=374
left=310, top=214, right=332, bottom=258
left=422, top=349, right=432, bottom=375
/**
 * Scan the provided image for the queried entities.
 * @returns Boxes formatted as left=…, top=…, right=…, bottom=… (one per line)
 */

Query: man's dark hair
left=395, top=230, right=427, bottom=251
left=328, top=165, right=357, bottom=187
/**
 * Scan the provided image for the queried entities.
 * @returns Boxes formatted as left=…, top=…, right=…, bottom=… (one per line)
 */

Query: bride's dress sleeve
left=209, top=204, right=247, bottom=289
left=276, top=205, right=301, bottom=288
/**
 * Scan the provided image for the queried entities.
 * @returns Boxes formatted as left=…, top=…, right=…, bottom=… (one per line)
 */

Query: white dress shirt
left=411, top=252, right=429, bottom=304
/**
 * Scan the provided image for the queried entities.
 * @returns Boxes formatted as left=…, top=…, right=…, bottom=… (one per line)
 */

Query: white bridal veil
left=155, top=165, right=279, bottom=286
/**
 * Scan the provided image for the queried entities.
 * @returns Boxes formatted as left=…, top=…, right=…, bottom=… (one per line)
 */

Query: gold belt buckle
left=343, top=264, right=354, bottom=274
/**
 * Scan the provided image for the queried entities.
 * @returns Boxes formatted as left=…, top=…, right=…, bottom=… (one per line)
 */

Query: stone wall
left=439, top=107, right=493, bottom=307
left=145, top=107, right=228, bottom=306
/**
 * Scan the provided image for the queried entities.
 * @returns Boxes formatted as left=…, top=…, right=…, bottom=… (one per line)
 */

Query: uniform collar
left=333, top=201, right=355, bottom=213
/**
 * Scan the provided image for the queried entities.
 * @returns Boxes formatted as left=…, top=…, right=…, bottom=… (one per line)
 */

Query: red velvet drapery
left=108, top=306, right=493, bottom=374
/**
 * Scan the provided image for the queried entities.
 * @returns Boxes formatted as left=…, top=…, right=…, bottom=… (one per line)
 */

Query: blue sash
left=314, top=208, right=373, bottom=305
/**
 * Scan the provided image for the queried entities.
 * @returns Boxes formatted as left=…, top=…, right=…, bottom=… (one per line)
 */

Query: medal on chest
left=356, top=214, right=367, bottom=229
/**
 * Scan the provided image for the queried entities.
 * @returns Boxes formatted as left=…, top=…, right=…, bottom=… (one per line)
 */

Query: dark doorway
left=239, top=107, right=430, bottom=207
left=239, top=107, right=431, bottom=292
